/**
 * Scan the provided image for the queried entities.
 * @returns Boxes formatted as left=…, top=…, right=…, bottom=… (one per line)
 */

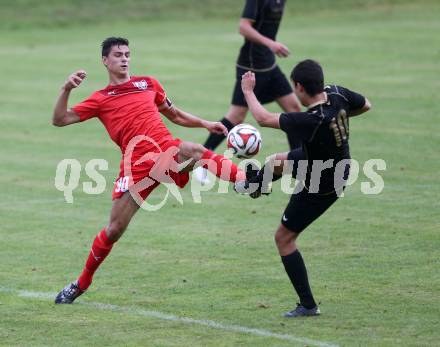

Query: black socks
left=281, top=249, right=317, bottom=309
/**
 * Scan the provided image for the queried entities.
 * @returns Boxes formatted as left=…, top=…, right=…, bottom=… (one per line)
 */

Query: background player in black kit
left=195, top=0, right=301, bottom=184
left=238, top=59, right=372, bottom=317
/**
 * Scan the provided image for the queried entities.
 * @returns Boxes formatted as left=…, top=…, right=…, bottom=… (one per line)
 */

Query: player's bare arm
left=348, top=98, right=372, bottom=117
left=52, top=70, right=86, bottom=127
left=159, top=102, right=227, bottom=135
left=239, top=18, right=290, bottom=58
left=241, top=71, right=281, bottom=128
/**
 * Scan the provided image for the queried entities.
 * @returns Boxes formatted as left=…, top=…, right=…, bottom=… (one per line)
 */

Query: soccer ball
left=227, top=124, right=262, bottom=158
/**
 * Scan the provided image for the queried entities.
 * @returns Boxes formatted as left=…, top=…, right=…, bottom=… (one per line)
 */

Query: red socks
left=77, top=228, right=114, bottom=291
left=201, top=150, right=245, bottom=182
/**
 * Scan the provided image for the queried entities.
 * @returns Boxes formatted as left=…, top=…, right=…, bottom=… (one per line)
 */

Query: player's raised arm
left=159, top=102, right=227, bottom=136
left=52, top=70, right=86, bottom=127
left=241, top=71, right=281, bottom=129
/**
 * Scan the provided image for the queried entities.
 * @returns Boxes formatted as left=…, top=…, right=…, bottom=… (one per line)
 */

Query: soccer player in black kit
left=194, top=0, right=301, bottom=184
left=238, top=59, right=372, bottom=317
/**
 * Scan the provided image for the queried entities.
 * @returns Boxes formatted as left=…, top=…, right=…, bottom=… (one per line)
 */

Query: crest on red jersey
left=132, top=80, right=148, bottom=90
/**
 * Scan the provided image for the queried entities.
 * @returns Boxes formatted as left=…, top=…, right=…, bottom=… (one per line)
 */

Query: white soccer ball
left=227, top=124, right=262, bottom=159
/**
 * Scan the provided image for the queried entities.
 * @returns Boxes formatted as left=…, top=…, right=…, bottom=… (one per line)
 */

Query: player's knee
left=236, top=109, right=247, bottom=123
left=226, top=107, right=247, bottom=125
left=274, top=231, right=285, bottom=248
left=107, top=219, right=127, bottom=242
left=274, top=228, right=295, bottom=249
left=191, top=143, right=207, bottom=161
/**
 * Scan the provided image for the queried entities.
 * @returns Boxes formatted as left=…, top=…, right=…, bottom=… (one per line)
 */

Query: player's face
left=103, top=45, right=130, bottom=76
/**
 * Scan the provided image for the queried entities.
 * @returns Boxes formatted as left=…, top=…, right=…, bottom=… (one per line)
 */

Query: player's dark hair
left=291, top=59, right=324, bottom=96
left=101, top=37, right=129, bottom=57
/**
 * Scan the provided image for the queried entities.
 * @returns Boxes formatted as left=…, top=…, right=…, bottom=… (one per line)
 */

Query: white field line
left=0, top=287, right=340, bottom=347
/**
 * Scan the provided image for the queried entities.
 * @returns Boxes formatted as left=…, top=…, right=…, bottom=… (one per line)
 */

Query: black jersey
left=279, top=85, right=366, bottom=194
left=237, top=0, right=286, bottom=71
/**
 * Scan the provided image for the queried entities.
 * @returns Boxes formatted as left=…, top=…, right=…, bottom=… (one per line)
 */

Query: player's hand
left=63, top=70, right=87, bottom=91
left=269, top=41, right=290, bottom=58
left=205, top=121, right=228, bottom=136
left=241, top=71, right=256, bottom=94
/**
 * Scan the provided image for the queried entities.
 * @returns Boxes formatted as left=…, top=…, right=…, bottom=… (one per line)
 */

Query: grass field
left=1, top=1, right=439, bottom=346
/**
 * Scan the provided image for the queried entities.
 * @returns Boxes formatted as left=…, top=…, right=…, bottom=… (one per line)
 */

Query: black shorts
left=232, top=65, right=293, bottom=106
left=282, top=147, right=345, bottom=232
left=281, top=186, right=340, bottom=233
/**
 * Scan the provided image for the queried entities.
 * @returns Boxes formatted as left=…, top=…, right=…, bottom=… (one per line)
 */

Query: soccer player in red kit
left=52, top=37, right=246, bottom=304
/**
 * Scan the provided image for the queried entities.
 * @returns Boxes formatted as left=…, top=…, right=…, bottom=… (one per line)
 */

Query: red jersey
left=72, top=76, right=174, bottom=154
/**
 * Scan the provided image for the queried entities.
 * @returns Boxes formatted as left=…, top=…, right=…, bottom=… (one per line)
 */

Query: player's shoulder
left=325, top=84, right=350, bottom=102
left=143, top=76, right=164, bottom=88
left=130, top=75, right=158, bottom=84
left=88, top=89, right=108, bottom=99
left=281, top=111, right=313, bottom=123
left=325, top=84, right=344, bottom=94
left=282, top=111, right=309, bottom=118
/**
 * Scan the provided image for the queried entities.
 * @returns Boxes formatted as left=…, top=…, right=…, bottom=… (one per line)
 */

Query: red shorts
left=112, top=139, right=190, bottom=201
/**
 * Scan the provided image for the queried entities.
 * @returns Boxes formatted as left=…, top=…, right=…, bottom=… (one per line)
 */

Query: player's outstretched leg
left=178, top=141, right=246, bottom=183
left=275, top=224, right=320, bottom=317
left=55, top=192, right=140, bottom=304
left=200, top=149, right=246, bottom=182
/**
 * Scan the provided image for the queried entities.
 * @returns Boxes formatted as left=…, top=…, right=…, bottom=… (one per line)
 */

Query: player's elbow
left=364, top=98, right=372, bottom=112
left=255, top=118, right=266, bottom=127
left=356, top=99, right=372, bottom=116
left=255, top=116, right=270, bottom=127
left=161, top=106, right=180, bottom=123
left=239, top=19, right=252, bottom=36
left=254, top=111, right=274, bottom=127
left=239, top=23, right=246, bottom=36
left=52, top=114, right=67, bottom=127
left=52, top=117, right=63, bottom=127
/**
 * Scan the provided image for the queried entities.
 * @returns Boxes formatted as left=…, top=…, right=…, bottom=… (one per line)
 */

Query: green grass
left=1, top=0, right=437, bottom=29
left=0, top=1, right=439, bottom=346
